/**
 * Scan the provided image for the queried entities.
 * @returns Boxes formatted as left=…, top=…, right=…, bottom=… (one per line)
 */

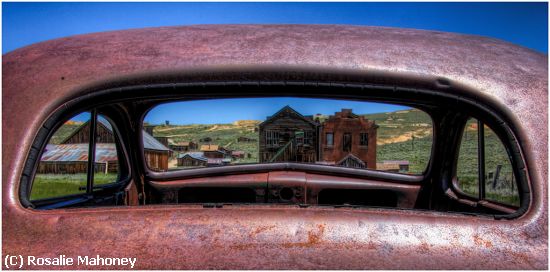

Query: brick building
left=320, top=109, right=378, bottom=169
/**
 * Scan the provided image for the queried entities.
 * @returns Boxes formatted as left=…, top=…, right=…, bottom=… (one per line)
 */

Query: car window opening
left=26, top=95, right=523, bottom=217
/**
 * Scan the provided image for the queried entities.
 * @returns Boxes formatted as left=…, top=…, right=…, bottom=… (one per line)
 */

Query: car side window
left=484, top=124, right=518, bottom=205
left=93, top=115, right=120, bottom=186
left=31, top=112, right=91, bottom=200
left=30, top=112, right=120, bottom=201
left=456, top=118, right=479, bottom=197
left=456, top=118, right=519, bottom=206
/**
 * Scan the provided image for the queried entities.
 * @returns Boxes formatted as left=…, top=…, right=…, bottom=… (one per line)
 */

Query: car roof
left=3, top=24, right=547, bottom=204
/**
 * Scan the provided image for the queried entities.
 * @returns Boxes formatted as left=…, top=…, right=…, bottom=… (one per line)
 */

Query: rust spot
left=473, top=234, right=483, bottom=246
left=229, top=243, right=256, bottom=250
left=509, top=251, right=534, bottom=268
left=250, top=225, right=275, bottom=236
left=282, top=224, right=325, bottom=248
left=419, top=242, right=430, bottom=253
left=473, top=234, right=493, bottom=248
left=307, top=224, right=325, bottom=244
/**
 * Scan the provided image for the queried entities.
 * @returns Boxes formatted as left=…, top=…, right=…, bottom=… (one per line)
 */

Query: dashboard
left=149, top=171, right=421, bottom=208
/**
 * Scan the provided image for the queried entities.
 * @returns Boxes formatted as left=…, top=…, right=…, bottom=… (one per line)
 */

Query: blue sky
left=4, top=3, right=547, bottom=124
left=3, top=2, right=548, bottom=53
left=144, top=98, right=410, bottom=125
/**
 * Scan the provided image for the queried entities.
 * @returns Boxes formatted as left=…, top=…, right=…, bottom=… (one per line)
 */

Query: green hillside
left=49, top=123, right=82, bottom=144
left=44, top=108, right=517, bottom=205
left=153, top=121, right=260, bottom=163
left=151, top=109, right=435, bottom=170
left=366, top=109, right=433, bottom=173
left=456, top=119, right=518, bottom=206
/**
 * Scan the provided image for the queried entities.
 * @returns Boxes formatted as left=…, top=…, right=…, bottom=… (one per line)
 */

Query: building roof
left=171, top=141, right=193, bottom=146
left=176, top=152, right=228, bottom=165
left=231, top=151, right=245, bottom=155
left=41, top=143, right=117, bottom=163
left=337, top=153, right=366, bottom=167
left=207, top=158, right=231, bottom=165
left=259, top=105, right=320, bottom=128
left=200, top=144, right=220, bottom=152
left=142, top=131, right=170, bottom=151
left=62, top=117, right=169, bottom=152
left=178, top=152, right=208, bottom=162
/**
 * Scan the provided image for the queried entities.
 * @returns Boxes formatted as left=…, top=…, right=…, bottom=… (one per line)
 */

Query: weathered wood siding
left=145, top=149, right=169, bottom=171
left=37, top=161, right=118, bottom=174
left=338, top=156, right=366, bottom=169
left=177, top=157, right=207, bottom=167
left=259, top=107, right=319, bottom=163
left=154, top=136, right=170, bottom=147
left=203, top=151, right=224, bottom=159
left=62, top=122, right=115, bottom=144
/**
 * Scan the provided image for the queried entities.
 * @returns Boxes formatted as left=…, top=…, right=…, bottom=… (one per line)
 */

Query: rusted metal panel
left=2, top=25, right=547, bottom=269
left=40, top=143, right=117, bottom=163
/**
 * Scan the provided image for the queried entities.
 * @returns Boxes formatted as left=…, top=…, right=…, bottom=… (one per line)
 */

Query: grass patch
left=30, top=173, right=118, bottom=200
left=456, top=119, right=519, bottom=206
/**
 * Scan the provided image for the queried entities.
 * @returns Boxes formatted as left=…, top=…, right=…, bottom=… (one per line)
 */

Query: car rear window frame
left=18, top=75, right=531, bottom=219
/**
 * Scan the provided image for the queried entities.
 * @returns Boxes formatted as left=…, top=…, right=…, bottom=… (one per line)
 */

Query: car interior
left=19, top=76, right=528, bottom=220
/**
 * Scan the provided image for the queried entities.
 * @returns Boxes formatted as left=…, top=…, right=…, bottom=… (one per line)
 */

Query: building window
left=266, top=130, right=279, bottom=146
left=296, top=131, right=304, bottom=145
left=326, top=132, right=334, bottom=146
left=304, top=131, right=314, bottom=145
left=360, top=133, right=368, bottom=146
left=343, top=133, right=352, bottom=152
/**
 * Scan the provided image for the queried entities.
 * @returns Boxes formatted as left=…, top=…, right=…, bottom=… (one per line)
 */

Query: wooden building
left=177, top=152, right=208, bottom=167
left=61, top=119, right=170, bottom=171
left=258, top=106, right=320, bottom=163
left=38, top=143, right=118, bottom=174
left=231, top=151, right=246, bottom=159
left=169, top=141, right=198, bottom=152
left=177, top=152, right=230, bottom=167
left=337, top=153, right=366, bottom=169
left=154, top=136, right=170, bottom=148
left=320, top=109, right=378, bottom=169
left=143, top=125, right=155, bottom=135
left=62, top=119, right=115, bottom=144
left=377, top=160, right=410, bottom=173
left=142, top=133, right=171, bottom=171
left=200, top=144, right=226, bottom=159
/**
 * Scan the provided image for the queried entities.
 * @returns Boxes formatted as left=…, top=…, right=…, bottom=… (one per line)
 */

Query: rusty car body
left=2, top=25, right=548, bottom=269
